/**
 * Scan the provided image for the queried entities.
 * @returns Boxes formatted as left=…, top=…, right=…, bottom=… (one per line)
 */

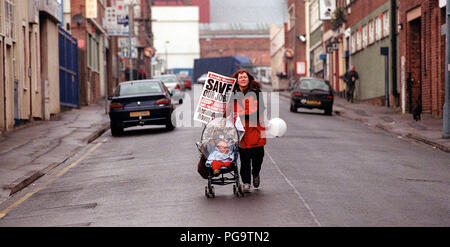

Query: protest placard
left=194, top=72, right=237, bottom=124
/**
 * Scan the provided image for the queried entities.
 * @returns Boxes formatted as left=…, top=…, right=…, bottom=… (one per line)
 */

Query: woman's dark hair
left=232, top=69, right=261, bottom=92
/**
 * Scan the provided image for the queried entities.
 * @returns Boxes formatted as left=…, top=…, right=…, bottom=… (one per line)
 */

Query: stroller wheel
left=205, top=186, right=210, bottom=198
left=211, top=186, right=215, bottom=198
left=233, top=185, right=237, bottom=195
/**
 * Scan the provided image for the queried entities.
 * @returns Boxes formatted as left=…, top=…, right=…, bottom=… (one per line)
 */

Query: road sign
left=285, top=48, right=294, bottom=59
left=120, top=47, right=137, bottom=58
left=144, top=47, right=155, bottom=57
left=105, top=3, right=129, bottom=36
left=118, top=37, right=137, bottom=48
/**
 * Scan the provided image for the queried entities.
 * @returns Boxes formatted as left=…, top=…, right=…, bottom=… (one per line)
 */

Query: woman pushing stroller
left=197, top=69, right=267, bottom=197
left=226, top=69, right=267, bottom=193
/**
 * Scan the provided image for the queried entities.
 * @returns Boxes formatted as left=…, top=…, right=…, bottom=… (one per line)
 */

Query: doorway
left=407, top=17, right=422, bottom=113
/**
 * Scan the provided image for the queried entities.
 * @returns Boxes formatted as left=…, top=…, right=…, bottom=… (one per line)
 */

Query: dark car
left=290, top=77, right=334, bottom=115
left=108, top=79, right=175, bottom=136
left=177, top=74, right=192, bottom=90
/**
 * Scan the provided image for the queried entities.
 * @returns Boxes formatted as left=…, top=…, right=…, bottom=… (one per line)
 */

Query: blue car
left=108, top=79, right=175, bottom=136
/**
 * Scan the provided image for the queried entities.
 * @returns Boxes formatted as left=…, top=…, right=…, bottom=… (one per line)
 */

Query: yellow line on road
left=0, top=140, right=105, bottom=220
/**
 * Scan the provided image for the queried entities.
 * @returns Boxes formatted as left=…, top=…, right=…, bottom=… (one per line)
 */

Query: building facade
left=285, top=0, right=307, bottom=86
left=152, top=5, right=200, bottom=76
left=398, top=0, right=446, bottom=116
left=69, top=0, right=108, bottom=105
left=306, top=0, right=397, bottom=104
left=270, top=23, right=286, bottom=90
left=302, top=0, right=446, bottom=118
left=344, top=0, right=397, bottom=105
left=199, top=23, right=271, bottom=66
left=0, top=0, right=85, bottom=134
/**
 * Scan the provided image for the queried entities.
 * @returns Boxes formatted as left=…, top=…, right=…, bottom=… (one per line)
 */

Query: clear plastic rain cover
left=198, top=117, right=239, bottom=158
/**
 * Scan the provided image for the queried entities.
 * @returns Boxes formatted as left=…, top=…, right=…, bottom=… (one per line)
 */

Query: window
left=313, top=46, right=324, bottom=72
left=383, top=11, right=390, bottom=38
left=376, top=15, right=382, bottom=41
left=368, top=20, right=374, bottom=45
left=351, top=32, right=356, bottom=54
left=298, top=79, right=330, bottom=91
left=356, top=29, right=361, bottom=51
left=5, top=0, right=14, bottom=39
left=310, top=0, right=321, bottom=32
left=117, top=81, right=163, bottom=96
left=87, top=33, right=99, bottom=72
left=362, top=25, right=367, bottom=48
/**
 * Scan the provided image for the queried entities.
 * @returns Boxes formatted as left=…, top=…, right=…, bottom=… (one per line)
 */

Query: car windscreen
left=297, top=79, right=330, bottom=91
left=115, top=81, right=163, bottom=96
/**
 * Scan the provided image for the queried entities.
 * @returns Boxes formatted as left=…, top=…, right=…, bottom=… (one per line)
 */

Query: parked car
left=197, top=73, right=208, bottom=84
left=290, top=77, right=334, bottom=115
left=108, top=80, right=175, bottom=136
left=177, top=74, right=192, bottom=90
left=153, top=74, right=185, bottom=104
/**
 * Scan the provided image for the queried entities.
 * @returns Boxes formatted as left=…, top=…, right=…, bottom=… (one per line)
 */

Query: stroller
left=197, top=117, right=245, bottom=198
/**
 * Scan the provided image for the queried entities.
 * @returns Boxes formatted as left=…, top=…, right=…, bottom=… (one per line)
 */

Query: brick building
left=336, top=0, right=397, bottom=105
left=398, top=0, right=446, bottom=116
left=199, top=23, right=271, bottom=66
left=285, top=0, right=307, bottom=84
left=69, top=0, right=108, bottom=105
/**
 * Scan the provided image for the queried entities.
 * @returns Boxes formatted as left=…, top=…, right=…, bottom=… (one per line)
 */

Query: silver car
left=197, top=73, right=208, bottom=84
left=153, top=74, right=185, bottom=104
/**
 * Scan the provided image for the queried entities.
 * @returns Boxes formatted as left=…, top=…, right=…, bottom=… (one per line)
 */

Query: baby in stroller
left=197, top=117, right=245, bottom=198
left=206, top=139, right=234, bottom=175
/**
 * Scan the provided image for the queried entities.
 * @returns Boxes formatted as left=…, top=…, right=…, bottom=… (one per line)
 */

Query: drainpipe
left=391, top=0, right=399, bottom=103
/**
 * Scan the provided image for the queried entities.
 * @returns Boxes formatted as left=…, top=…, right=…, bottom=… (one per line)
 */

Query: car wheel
left=324, top=106, right=333, bottom=116
left=165, top=116, right=175, bottom=131
left=290, top=102, right=297, bottom=113
left=110, top=123, right=123, bottom=136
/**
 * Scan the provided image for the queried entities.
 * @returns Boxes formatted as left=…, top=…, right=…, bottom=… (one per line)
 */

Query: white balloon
left=267, top=118, right=287, bottom=137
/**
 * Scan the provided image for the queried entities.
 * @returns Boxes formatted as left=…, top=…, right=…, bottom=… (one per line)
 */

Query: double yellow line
left=0, top=140, right=105, bottom=220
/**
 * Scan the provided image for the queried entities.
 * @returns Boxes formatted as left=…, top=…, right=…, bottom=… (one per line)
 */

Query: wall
left=270, top=23, right=285, bottom=86
left=398, top=0, right=446, bottom=116
left=199, top=37, right=270, bottom=66
left=40, top=17, right=60, bottom=116
left=348, top=1, right=392, bottom=103
left=1, top=0, right=43, bottom=132
left=152, top=6, right=200, bottom=71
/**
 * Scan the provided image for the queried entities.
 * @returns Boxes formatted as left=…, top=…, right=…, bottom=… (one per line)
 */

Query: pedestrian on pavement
left=343, top=65, right=359, bottom=103
left=227, top=69, right=267, bottom=193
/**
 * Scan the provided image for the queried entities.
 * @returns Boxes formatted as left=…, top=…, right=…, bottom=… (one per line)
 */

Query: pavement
left=0, top=101, right=110, bottom=204
left=0, top=85, right=449, bottom=205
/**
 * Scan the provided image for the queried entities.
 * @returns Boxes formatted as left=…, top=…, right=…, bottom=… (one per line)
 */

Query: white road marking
left=265, top=149, right=322, bottom=227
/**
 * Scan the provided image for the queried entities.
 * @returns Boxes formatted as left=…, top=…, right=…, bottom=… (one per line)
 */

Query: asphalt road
left=0, top=84, right=449, bottom=227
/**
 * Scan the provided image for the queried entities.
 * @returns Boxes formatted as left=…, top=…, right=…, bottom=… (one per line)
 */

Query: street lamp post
left=165, top=40, right=170, bottom=73
left=444, top=0, right=450, bottom=138
left=291, top=17, right=297, bottom=88
left=128, top=2, right=135, bottom=81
